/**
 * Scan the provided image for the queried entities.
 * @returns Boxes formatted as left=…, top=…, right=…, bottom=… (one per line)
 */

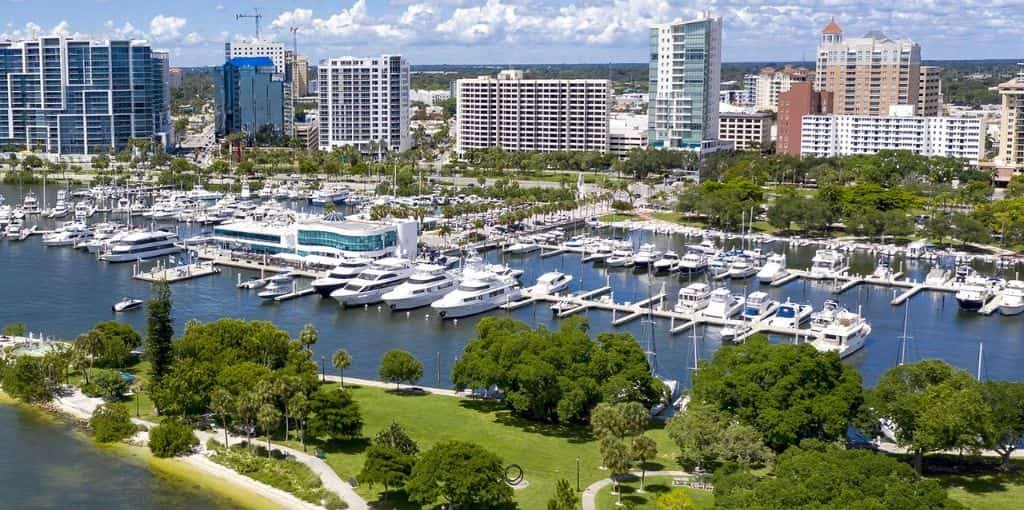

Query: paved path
left=581, top=470, right=687, bottom=510
left=326, top=375, right=462, bottom=397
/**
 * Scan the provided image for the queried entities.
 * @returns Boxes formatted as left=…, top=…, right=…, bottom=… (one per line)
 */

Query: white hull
left=100, top=245, right=182, bottom=263
left=385, top=290, right=451, bottom=311
left=702, top=299, right=744, bottom=319
left=432, top=297, right=512, bottom=319
left=332, top=283, right=403, bottom=307
left=999, top=302, right=1024, bottom=316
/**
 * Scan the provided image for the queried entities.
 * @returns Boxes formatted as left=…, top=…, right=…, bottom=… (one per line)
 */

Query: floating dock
left=133, top=261, right=221, bottom=283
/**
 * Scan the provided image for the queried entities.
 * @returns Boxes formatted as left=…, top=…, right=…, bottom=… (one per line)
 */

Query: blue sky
left=3, top=1, right=1023, bottom=67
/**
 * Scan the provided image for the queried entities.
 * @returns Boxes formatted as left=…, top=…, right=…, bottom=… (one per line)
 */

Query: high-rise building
left=718, top=112, right=772, bottom=151
left=918, top=65, right=943, bottom=117
left=814, top=19, right=921, bottom=116
left=0, top=37, right=170, bottom=155
left=291, top=55, right=309, bottom=98
left=776, top=82, right=832, bottom=156
left=318, top=55, right=410, bottom=154
left=455, top=70, right=610, bottom=155
left=648, top=15, right=723, bottom=152
left=152, top=51, right=173, bottom=149
left=746, top=66, right=812, bottom=111
left=214, top=57, right=290, bottom=138
left=225, top=40, right=288, bottom=74
left=994, top=64, right=1024, bottom=170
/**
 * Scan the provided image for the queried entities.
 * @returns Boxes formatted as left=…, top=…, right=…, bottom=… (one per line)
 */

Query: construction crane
left=236, top=8, right=263, bottom=39
left=290, top=27, right=299, bottom=55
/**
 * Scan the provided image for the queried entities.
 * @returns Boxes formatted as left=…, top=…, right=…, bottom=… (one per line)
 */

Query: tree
left=331, top=349, right=352, bottom=386
left=151, top=358, right=215, bottom=417
left=547, top=478, right=577, bottom=510
left=307, top=386, right=363, bottom=439
left=1, top=322, right=27, bottom=337
left=630, top=435, right=658, bottom=491
left=90, top=403, right=137, bottom=443
left=289, top=392, right=310, bottom=450
left=982, top=381, right=1024, bottom=470
left=601, top=437, right=633, bottom=506
left=298, top=323, right=318, bottom=352
left=375, top=421, right=419, bottom=456
left=951, top=213, right=991, bottom=246
left=92, top=369, right=130, bottom=400
left=378, top=349, right=423, bottom=390
left=74, top=329, right=105, bottom=382
left=88, top=321, right=142, bottom=368
left=149, top=419, right=199, bottom=458
left=257, top=403, right=281, bottom=454
left=145, top=280, right=174, bottom=382
left=358, top=445, right=415, bottom=498
left=1, top=356, right=53, bottom=403
left=210, top=387, right=235, bottom=448
left=666, top=401, right=772, bottom=471
left=591, top=402, right=649, bottom=440
left=656, top=490, right=695, bottom=510
left=406, top=441, right=513, bottom=508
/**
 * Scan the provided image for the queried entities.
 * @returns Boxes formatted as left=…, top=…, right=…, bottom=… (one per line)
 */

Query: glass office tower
left=214, top=57, right=288, bottom=138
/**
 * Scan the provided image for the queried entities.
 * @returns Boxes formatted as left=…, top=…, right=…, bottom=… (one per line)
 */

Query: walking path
left=326, top=375, right=461, bottom=397
left=581, top=470, right=687, bottom=510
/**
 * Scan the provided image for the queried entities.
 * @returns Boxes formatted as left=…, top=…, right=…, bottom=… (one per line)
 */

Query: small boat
left=811, top=309, right=871, bottom=359
left=768, top=299, right=813, bottom=328
left=675, top=283, right=712, bottom=313
left=756, top=253, right=787, bottom=283
left=238, top=276, right=268, bottom=289
left=531, top=271, right=573, bottom=295
left=742, top=291, right=777, bottom=321
left=810, top=299, right=842, bottom=332
left=112, top=297, right=144, bottom=312
left=606, top=248, right=634, bottom=268
left=809, top=249, right=846, bottom=278
left=728, top=256, right=758, bottom=279
left=720, top=323, right=751, bottom=342
left=999, top=281, right=1024, bottom=316
left=872, top=257, right=894, bottom=280
left=258, top=271, right=295, bottom=300
left=503, top=238, right=541, bottom=255
left=702, top=288, right=744, bottom=319
left=633, top=243, right=663, bottom=270
left=653, top=251, right=681, bottom=273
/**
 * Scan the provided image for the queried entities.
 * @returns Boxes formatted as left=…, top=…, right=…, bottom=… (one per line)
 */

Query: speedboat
left=675, top=283, right=712, bottom=313
left=728, top=256, right=758, bottom=279
left=678, top=250, right=708, bottom=275
left=809, top=249, right=847, bottom=278
left=757, top=253, right=787, bottom=283
left=702, top=288, right=744, bottom=319
left=112, top=297, right=144, bottom=312
left=925, top=267, right=950, bottom=286
left=330, top=258, right=415, bottom=307
left=653, top=251, right=681, bottom=273
left=810, top=299, right=842, bottom=332
left=311, top=257, right=371, bottom=297
left=486, top=263, right=524, bottom=280
left=606, top=248, right=634, bottom=268
left=430, top=270, right=521, bottom=319
left=955, top=279, right=992, bottom=312
left=768, top=300, right=813, bottom=328
left=503, top=238, right=541, bottom=255
left=41, top=222, right=91, bottom=247
left=999, top=281, right=1024, bottom=316
left=99, top=231, right=181, bottom=262
left=382, top=264, right=458, bottom=310
left=531, top=271, right=573, bottom=295
left=811, top=310, right=871, bottom=359
left=258, top=273, right=294, bottom=300
left=633, top=243, right=662, bottom=270
left=742, top=292, right=777, bottom=321
left=720, top=323, right=751, bottom=342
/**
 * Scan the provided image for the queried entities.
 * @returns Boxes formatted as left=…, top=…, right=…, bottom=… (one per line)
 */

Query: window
left=298, top=229, right=397, bottom=252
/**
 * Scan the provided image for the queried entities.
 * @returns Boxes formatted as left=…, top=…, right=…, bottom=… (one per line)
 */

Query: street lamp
left=576, top=457, right=580, bottom=492
left=320, top=355, right=326, bottom=382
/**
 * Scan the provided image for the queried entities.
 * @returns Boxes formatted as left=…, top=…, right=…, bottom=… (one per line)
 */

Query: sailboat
left=643, top=285, right=677, bottom=417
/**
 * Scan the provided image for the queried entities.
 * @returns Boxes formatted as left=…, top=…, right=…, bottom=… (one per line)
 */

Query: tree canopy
left=405, top=441, right=513, bottom=509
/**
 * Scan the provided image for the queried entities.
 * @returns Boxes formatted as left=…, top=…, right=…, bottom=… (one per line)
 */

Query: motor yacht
left=503, top=238, right=541, bottom=255
left=309, top=185, right=349, bottom=206
left=22, top=191, right=40, bottom=214
left=653, top=251, right=681, bottom=273
left=674, top=283, right=712, bottom=313
left=47, top=190, right=71, bottom=218
left=382, top=264, right=458, bottom=310
left=810, top=299, right=843, bottom=332
left=872, top=257, right=895, bottom=280
left=99, top=230, right=182, bottom=262
left=188, top=185, right=224, bottom=202
left=41, top=222, right=91, bottom=247
left=430, top=270, right=521, bottom=319
left=606, top=248, right=635, bottom=268
left=531, top=271, right=573, bottom=295
left=767, top=300, right=813, bottom=328
left=742, top=292, right=777, bottom=321
left=955, top=277, right=994, bottom=312
left=73, top=201, right=94, bottom=221
left=925, top=267, right=951, bottom=286
left=756, top=253, right=788, bottom=283
left=809, top=249, right=847, bottom=278
left=999, top=280, right=1024, bottom=316
left=258, top=272, right=294, bottom=300
left=633, top=243, right=663, bottom=270
left=703, top=288, right=745, bottom=319
left=811, top=310, right=871, bottom=359
left=582, top=242, right=614, bottom=263
left=330, top=258, right=415, bottom=307
left=678, top=250, right=709, bottom=275
left=486, top=263, right=524, bottom=280
left=311, top=257, right=371, bottom=297
left=728, top=256, right=758, bottom=279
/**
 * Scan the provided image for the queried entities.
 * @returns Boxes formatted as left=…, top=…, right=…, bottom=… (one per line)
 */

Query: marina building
left=318, top=55, right=410, bottom=154
left=211, top=215, right=419, bottom=260
left=214, top=57, right=291, bottom=139
left=800, top=105, right=984, bottom=164
left=455, top=70, right=611, bottom=155
left=718, top=112, right=772, bottom=151
left=0, top=37, right=171, bottom=155
left=648, top=15, right=724, bottom=153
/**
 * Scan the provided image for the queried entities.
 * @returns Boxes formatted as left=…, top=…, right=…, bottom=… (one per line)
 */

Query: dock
left=611, top=292, right=666, bottom=326
left=276, top=286, right=317, bottom=302
left=133, top=261, right=221, bottom=283
left=770, top=272, right=801, bottom=286
left=890, top=284, right=928, bottom=305
left=979, top=294, right=1003, bottom=316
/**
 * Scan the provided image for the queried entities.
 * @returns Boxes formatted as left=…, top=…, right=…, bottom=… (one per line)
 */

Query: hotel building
left=318, top=55, right=410, bottom=154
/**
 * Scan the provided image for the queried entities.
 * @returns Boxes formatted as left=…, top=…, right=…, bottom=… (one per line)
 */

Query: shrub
left=92, top=369, right=130, bottom=400
left=90, top=403, right=138, bottom=443
left=149, top=419, right=198, bottom=458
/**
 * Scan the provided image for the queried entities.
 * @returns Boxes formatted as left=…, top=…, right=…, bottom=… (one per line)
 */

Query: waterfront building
left=718, top=112, right=772, bottom=151
left=0, top=37, right=171, bottom=156
left=609, top=113, right=649, bottom=156
left=814, top=19, right=921, bottom=116
left=777, top=82, right=832, bottom=156
left=648, top=15, right=724, bottom=153
left=318, top=55, right=410, bottom=154
left=211, top=215, right=419, bottom=260
left=214, top=57, right=291, bottom=139
left=455, top=70, right=610, bottom=155
left=226, top=40, right=288, bottom=74
left=918, top=65, right=944, bottom=117
left=745, top=66, right=812, bottom=111
left=800, top=105, right=984, bottom=164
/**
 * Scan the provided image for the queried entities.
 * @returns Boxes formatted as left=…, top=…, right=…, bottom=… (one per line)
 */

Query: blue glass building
left=0, top=37, right=170, bottom=155
left=214, top=57, right=288, bottom=138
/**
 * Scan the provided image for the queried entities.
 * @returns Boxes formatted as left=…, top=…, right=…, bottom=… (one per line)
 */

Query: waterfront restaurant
left=211, top=214, right=419, bottom=260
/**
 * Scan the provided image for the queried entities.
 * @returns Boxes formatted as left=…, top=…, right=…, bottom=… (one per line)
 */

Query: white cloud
left=399, top=4, right=439, bottom=26
left=184, top=32, right=203, bottom=45
left=272, top=8, right=314, bottom=29
left=149, top=14, right=187, bottom=41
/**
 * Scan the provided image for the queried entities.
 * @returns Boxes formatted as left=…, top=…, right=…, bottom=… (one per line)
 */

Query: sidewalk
left=581, top=470, right=688, bottom=510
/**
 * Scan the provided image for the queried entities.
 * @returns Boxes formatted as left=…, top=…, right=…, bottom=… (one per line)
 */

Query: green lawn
left=595, top=475, right=714, bottom=509
left=598, top=213, right=637, bottom=222
left=939, top=468, right=1024, bottom=510
left=294, top=384, right=677, bottom=510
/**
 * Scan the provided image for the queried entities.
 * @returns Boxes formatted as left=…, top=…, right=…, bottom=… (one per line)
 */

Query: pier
left=133, top=261, right=221, bottom=283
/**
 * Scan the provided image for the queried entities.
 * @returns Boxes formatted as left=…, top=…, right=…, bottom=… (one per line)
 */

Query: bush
left=149, top=419, right=199, bottom=458
left=1, top=356, right=54, bottom=403
left=92, top=369, right=130, bottom=401
left=90, top=403, right=137, bottom=443
left=208, top=443, right=343, bottom=507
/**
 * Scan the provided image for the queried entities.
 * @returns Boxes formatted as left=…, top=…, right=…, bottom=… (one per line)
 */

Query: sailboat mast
left=977, top=340, right=984, bottom=381
left=898, top=300, right=910, bottom=366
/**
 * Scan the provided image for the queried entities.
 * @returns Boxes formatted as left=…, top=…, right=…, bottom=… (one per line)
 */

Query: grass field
left=297, top=384, right=677, bottom=510
left=594, top=475, right=714, bottom=510
left=598, top=213, right=637, bottom=222
left=939, top=467, right=1024, bottom=510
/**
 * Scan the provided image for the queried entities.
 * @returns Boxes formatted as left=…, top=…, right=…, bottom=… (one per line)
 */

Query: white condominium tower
left=648, top=15, right=723, bottom=152
left=225, top=40, right=288, bottom=74
left=455, top=70, right=611, bottom=155
left=318, top=55, right=410, bottom=154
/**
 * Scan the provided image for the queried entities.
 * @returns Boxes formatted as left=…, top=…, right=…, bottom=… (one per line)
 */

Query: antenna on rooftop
left=236, top=8, right=263, bottom=40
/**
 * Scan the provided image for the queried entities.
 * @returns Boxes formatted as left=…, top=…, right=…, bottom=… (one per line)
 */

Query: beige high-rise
left=995, top=64, right=1024, bottom=169
left=814, top=19, right=921, bottom=116
left=918, top=66, right=943, bottom=117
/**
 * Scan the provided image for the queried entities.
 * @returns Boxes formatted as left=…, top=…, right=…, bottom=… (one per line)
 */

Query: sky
left=3, top=0, right=1023, bottom=68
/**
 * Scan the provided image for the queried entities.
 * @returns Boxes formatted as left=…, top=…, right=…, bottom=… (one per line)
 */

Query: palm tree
left=74, top=330, right=104, bottom=384
left=257, top=403, right=281, bottom=455
left=331, top=349, right=352, bottom=387
left=288, top=393, right=310, bottom=452
left=437, top=224, right=453, bottom=248
left=210, top=388, right=235, bottom=448
left=298, top=324, right=318, bottom=352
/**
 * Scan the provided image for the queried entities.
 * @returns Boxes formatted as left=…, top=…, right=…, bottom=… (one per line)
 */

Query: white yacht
left=810, top=299, right=843, bottom=332
left=812, top=310, right=871, bottom=359
left=768, top=300, right=814, bottom=328
left=925, top=267, right=951, bottom=286
left=678, top=250, right=709, bottom=275
left=582, top=242, right=614, bottom=263
left=22, top=191, right=40, bottom=214
left=702, top=288, right=744, bottom=319
left=41, top=222, right=91, bottom=247
left=100, top=231, right=182, bottom=262
left=486, top=263, right=524, bottom=280
left=757, top=253, right=788, bottom=283
left=382, top=264, right=458, bottom=310
left=742, top=292, right=777, bottom=321
left=606, top=248, right=635, bottom=268
left=955, top=278, right=993, bottom=312
left=311, top=257, right=371, bottom=297
left=809, top=249, right=847, bottom=278
left=531, top=271, right=573, bottom=295
left=633, top=243, right=663, bottom=270
left=871, top=257, right=895, bottom=280
left=674, top=283, right=712, bottom=314
left=330, top=258, right=415, bottom=307
left=503, top=238, right=541, bottom=255
left=653, top=251, right=681, bottom=273
left=73, top=201, right=94, bottom=221
left=48, top=191, right=71, bottom=218
left=999, top=281, right=1024, bottom=316
left=728, top=256, right=758, bottom=279
left=258, top=272, right=294, bottom=300
left=309, top=185, right=349, bottom=206
left=430, top=270, right=521, bottom=319
left=188, top=185, right=224, bottom=202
